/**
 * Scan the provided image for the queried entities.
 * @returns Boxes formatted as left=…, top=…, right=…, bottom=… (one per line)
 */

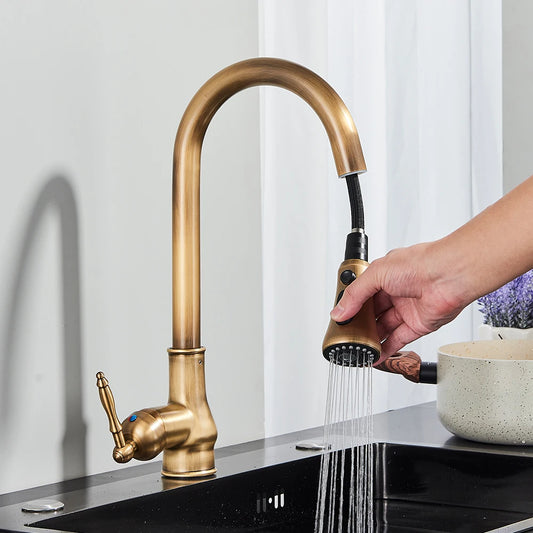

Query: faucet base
left=161, top=446, right=216, bottom=479
left=161, top=467, right=217, bottom=479
left=163, top=347, right=218, bottom=478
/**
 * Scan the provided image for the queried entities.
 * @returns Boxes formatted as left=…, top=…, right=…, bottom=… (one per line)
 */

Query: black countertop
left=1, top=402, right=532, bottom=532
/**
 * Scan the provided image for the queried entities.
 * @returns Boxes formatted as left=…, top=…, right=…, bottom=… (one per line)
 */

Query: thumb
left=330, top=266, right=381, bottom=321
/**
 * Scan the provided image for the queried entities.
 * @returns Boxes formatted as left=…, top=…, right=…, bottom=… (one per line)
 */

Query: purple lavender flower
left=477, top=270, right=533, bottom=328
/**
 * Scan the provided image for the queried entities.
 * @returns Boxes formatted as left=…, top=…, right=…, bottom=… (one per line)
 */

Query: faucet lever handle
left=96, top=371, right=136, bottom=463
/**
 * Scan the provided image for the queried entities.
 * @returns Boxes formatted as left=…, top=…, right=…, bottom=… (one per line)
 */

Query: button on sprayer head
left=322, top=174, right=381, bottom=366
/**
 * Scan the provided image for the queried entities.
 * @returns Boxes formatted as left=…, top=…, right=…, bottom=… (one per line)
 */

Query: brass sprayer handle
left=96, top=372, right=137, bottom=463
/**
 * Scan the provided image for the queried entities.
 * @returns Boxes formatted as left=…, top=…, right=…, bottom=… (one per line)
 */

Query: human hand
left=330, top=242, right=468, bottom=363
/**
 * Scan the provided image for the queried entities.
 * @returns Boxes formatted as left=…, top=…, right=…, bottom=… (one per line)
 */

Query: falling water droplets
left=315, top=347, right=374, bottom=533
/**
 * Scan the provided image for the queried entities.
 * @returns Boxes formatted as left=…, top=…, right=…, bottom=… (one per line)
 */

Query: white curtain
left=259, top=0, right=502, bottom=437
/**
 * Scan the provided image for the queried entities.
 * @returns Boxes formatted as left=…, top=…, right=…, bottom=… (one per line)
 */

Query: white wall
left=0, top=1, right=261, bottom=494
left=471, top=0, right=503, bottom=210
left=503, top=0, right=533, bottom=192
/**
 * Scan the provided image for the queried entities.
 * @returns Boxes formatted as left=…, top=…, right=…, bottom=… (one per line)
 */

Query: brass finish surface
left=96, top=58, right=367, bottom=478
left=163, top=348, right=217, bottom=478
left=172, top=57, right=366, bottom=348
left=96, top=372, right=124, bottom=446
left=322, top=259, right=381, bottom=356
left=96, top=371, right=199, bottom=469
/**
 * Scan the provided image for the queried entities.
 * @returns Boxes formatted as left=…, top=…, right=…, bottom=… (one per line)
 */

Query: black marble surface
left=1, top=402, right=532, bottom=532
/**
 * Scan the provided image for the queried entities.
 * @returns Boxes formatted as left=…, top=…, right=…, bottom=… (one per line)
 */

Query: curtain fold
left=260, top=0, right=502, bottom=436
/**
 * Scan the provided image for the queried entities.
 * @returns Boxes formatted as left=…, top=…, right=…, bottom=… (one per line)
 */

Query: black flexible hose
left=344, top=173, right=368, bottom=261
left=345, top=173, right=365, bottom=230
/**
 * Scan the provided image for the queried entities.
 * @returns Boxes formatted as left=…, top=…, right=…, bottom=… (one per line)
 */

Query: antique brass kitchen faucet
left=96, top=57, right=369, bottom=478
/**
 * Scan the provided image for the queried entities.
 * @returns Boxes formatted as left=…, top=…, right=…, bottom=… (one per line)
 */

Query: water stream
left=314, top=351, right=374, bottom=533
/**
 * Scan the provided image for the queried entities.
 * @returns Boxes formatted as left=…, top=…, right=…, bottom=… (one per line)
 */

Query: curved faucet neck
left=172, top=57, right=366, bottom=349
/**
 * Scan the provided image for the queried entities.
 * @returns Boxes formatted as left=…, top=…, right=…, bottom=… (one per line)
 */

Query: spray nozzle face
left=325, top=344, right=378, bottom=367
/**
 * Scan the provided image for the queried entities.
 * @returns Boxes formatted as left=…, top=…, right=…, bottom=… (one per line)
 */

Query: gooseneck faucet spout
left=97, top=57, right=369, bottom=478
left=173, top=57, right=367, bottom=348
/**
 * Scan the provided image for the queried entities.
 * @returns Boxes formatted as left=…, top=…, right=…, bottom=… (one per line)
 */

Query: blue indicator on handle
left=129, top=415, right=137, bottom=422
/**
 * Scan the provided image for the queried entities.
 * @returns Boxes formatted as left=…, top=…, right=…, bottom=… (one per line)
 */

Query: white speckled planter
left=478, top=324, right=533, bottom=340
left=437, top=340, right=533, bottom=445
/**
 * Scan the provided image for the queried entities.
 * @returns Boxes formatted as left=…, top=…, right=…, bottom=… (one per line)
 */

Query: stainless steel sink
left=29, top=443, right=533, bottom=533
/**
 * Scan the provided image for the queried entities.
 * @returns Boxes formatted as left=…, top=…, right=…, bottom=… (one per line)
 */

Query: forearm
left=430, top=174, right=533, bottom=307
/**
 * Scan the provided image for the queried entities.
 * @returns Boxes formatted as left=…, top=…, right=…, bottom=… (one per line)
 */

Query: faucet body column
left=162, top=348, right=217, bottom=477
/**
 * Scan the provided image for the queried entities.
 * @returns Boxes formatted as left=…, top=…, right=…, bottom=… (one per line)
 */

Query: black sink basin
left=30, top=443, right=533, bottom=533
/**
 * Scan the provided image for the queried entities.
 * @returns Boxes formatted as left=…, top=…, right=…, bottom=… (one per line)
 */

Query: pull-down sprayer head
left=322, top=174, right=381, bottom=366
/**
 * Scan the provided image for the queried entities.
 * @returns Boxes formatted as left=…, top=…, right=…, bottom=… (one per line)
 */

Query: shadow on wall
left=0, top=175, right=86, bottom=481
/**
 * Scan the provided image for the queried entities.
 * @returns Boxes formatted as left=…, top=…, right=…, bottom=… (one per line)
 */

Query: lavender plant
left=477, top=270, right=533, bottom=328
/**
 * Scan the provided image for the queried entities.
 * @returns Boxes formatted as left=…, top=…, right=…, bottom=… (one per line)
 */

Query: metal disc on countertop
left=21, top=499, right=64, bottom=513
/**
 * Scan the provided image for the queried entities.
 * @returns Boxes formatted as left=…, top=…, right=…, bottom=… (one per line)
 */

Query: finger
left=373, top=290, right=393, bottom=319
left=330, top=266, right=381, bottom=321
left=375, top=306, right=403, bottom=341
left=375, top=323, right=421, bottom=364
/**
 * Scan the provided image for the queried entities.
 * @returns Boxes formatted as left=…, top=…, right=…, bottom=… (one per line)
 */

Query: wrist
left=423, top=238, right=477, bottom=310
